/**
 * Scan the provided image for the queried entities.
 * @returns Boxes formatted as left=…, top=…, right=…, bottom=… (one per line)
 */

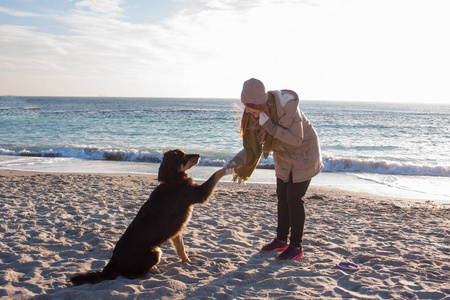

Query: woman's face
left=245, top=105, right=260, bottom=118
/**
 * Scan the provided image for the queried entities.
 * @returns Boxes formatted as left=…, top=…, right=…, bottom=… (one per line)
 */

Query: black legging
left=276, top=174, right=310, bottom=248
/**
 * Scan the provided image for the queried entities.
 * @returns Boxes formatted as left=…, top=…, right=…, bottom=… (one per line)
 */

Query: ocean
left=1, top=96, right=449, bottom=202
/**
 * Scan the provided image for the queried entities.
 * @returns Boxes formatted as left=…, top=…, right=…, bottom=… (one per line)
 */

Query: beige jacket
left=232, top=90, right=323, bottom=183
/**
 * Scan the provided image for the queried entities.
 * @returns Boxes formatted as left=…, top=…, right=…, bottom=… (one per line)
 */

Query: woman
left=224, top=78, right=323, bottom=261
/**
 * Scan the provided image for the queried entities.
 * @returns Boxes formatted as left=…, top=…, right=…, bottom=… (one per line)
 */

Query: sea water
left=1, top=96, right=449, bottom=202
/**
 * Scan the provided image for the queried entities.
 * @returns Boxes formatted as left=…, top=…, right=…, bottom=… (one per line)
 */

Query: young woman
left=224, top=78, right=323, bottom=260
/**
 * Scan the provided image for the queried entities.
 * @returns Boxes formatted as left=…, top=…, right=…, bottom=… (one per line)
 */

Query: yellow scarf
left=233, top=94, right=278, bottom=184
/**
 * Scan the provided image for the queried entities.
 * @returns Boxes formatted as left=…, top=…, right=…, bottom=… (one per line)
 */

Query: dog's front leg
left=195, top=168, right=226, bottom=204
left=171, top=233, right=192, bottom=264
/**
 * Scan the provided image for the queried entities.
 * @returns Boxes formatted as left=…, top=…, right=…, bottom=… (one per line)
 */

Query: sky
left=0, top=0, right=449, bottom=103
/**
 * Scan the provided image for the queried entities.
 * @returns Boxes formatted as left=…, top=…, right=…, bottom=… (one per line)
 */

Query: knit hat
left=240, top=78, right=268, bottom=105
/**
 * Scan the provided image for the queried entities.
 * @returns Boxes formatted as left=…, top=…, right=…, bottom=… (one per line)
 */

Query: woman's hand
left=223, top=161, right=236, bottom=175
left=259, top=112, right=269, bottom=125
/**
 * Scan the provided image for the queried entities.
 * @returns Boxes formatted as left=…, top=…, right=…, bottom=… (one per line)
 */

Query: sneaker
left=260, top=239, right=288, bottom=253
left=276, top=245, right=304, bottom=261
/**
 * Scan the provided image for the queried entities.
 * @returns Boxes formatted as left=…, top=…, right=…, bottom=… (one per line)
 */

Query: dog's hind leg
left=148, top=247, right=162, bottom=274
left=148, top=246, right=162, bottom=274
left=123, top=247, right=162, bottom=279
left=149, top=266, right=161, bottom=274
left=171, top=233, right=192, bottom=264
left=151, top=246, right=162, bottom=267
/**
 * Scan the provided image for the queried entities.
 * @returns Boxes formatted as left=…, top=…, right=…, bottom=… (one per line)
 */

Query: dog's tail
left=70, top=270, right=112, bottom=286
left=70, top=260, right=121, bottom=286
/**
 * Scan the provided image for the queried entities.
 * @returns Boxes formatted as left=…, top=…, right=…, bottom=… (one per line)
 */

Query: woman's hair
left=239, top=102, right=271, bottom=142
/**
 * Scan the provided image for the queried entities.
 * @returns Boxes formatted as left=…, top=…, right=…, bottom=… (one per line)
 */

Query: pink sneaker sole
left=276, top=252, right=305, bottom=261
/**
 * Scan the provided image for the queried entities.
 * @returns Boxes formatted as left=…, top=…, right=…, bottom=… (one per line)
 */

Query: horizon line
left=1, top=95, right=448, bottom=105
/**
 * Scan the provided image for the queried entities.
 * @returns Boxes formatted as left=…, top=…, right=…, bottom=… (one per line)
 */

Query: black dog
left=70, top=149, right=226, bottom=285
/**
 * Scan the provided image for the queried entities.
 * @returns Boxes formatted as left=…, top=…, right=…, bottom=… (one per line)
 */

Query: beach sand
left=0, top=170, right=449, bottom=299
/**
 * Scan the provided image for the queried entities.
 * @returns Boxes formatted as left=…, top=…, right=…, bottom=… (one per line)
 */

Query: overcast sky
left=1, top=0, right=449, bottom=103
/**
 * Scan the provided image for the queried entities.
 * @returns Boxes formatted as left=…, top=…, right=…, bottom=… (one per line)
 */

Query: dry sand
left=0, top=170, right=449, bottom=299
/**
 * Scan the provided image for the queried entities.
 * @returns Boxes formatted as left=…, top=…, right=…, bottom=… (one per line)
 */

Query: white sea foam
left=1, top=146, right=449, bottom=177
left=322, top=156, right=450, bottom=177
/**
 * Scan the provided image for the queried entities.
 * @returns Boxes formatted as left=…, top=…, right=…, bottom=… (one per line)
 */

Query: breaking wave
left=1, top=146, right=449, bottom=177
left=322, top=156, right=449, bottom=177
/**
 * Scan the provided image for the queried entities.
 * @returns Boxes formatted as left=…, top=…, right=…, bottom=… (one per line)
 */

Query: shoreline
left=1, top=154, right=450, bottom=203
left=0, top=171, right=449, bottom=298
left=1, top=166, right=450, bottom=205
left=0, top=169, right=447, bottom=206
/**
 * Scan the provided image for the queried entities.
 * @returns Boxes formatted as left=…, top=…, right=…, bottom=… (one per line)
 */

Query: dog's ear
left=157, top=158, right=169, bottom=182
left=158, top=151, right=173, bottom=182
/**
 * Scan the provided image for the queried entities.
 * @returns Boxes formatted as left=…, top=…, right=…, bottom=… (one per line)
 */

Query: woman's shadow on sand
left=182, top=250, right=302, bottom=299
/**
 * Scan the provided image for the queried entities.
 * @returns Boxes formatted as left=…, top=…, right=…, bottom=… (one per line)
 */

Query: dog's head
left=157, top=149, right=200, bottom=183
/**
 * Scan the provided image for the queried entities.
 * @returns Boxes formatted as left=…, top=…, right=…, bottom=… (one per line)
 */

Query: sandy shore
left=0, top=170, right=449, bottom=299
